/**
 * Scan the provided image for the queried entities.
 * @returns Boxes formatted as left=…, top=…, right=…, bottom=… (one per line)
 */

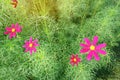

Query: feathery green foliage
left=0, top=0, right=120, bottom=80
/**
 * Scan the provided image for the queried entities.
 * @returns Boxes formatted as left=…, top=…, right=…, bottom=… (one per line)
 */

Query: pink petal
left=97, top=50, right=106, bottom=55
left=5, top=27, right=11, bottom=31
left=96, top=43, right=106, bottom=49
left=76, top=63, right=78, bottom=66
left=9, top=33, right=13, bottom=39
left=80, top=43, right=88, bottom=47
left=4, top=31, right=9, bottom=34
left=70, top=59, right=73, bottom=62
left=71, top=54, right=75, bottom=58
left=84, top=38, right=91, bottom=45
left=93, top=52, right=100, bottom=61
left=23, top=44, right=28, bottom=48
left=16, top=27, right=22, bottom=32
left=29, top=37, right=33, bottom=42
left=25, top=49, right=29, bottom=52
left=70, top=62, right=75, bottom=66
left=30, top=50, right=33, bottom=55
left=75, top=54, right=78, bottom=57
left=23, top=45, right=25, bottom=48
left=12, top=32, right=16, bottom=37
left=33, top=48, right=36, bottom=52
left=92, top=36, right=98, bottom=45
left=87, top=51, right=93, bottom=61
left=77, top=58, right=81, bottom=62
left=15, top=23, right=22, bottom=32
left=34, top=39, right=38, bottom=43
left=80, top=48, right=89, bottom=53
left=25, top=40, right=29, bottom=44
left=24, top=40, right=27, bottom=43
left=15, top=23, right=19, bottom=27
left=34, top=43, right=39, bottom=46
left=11, top=24, right=15, bottom=28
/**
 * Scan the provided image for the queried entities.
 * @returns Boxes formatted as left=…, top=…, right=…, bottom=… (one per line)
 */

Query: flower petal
left=15, top=23, right=22, bottom=32
left=77, top=58, right=81, bottom=62
left=9, top=33, right=13, bottom=39
left=12, top=32, right=16, bottom=37
left=70, top=62, right=75, bottom=66
left=92, top=36, right=98, bottom=45
left=16, top=27, right=22, bottom=32
left=15, top=23, right=19, bottom=27
left=87, top=51, right=93, bottom=61
left=97, top=50, right=107, bottom=55
left=76, top=63, right=78, bottom=66
left=11, top=24, right=15, bottom=28
left=84, top=38, right=91, bottom=45
left=34, top=43, right=39, bottom=46
left=93, top=51, right=100, bottom=61
left=5, top=27, right=11, bottom=31
left=4, top=31, right=9, bottom=35
left=30, top=50, right=33, bottom=55
left=80, top=43, right=88, bottom=47
left=33, top=48, right=36, bottom=52
left=34, top=39, right=38, bottom=43
left=29, top=37, right=33, bottom=42
left=97, top=43, right=106, bottom=49
left=80, top=48, right=89, bottom=53
left=25, top=49, right=29, bottom=52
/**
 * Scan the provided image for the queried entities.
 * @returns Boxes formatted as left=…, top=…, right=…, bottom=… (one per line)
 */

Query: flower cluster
left=70, top=36, right=107, bottom=66
left=8, top=1, right=107, bottom=65
left=3, top=1, right=39, bottom=55
left=4, top=24, right=107, bottom=64
left=4, top=23, right=39, bottom=55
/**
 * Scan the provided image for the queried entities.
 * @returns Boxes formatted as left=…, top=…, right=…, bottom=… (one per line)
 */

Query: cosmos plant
left=1, top=0, right=119, bottom=80
left=4, top=1, right=107, bottom=65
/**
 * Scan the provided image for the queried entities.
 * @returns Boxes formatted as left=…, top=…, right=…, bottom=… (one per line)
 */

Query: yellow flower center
left=90, top=45, right=95, bottom=50
left=12, top=28, right=15, bottom=32
left=73, top=58, right=77, bottom=62
left=29, top=43, right=33, bottom=48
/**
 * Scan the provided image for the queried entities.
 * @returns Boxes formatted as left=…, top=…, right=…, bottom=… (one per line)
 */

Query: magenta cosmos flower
left=80, top=36, right=107, bottom=61
left=23, top=37, right=39, bottom=55
left=4, top=23, right=22, bottom=39
left=70, top=54, right=81, bottom=66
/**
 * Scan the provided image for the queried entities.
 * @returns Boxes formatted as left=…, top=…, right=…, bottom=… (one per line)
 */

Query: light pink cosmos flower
left=23, top=37, right=39, bottom=55
left=4, top=23, right=22, bottom=39
left=80, top=36, right=107, bottom=61
left=70, top=54, right=81, bottom=66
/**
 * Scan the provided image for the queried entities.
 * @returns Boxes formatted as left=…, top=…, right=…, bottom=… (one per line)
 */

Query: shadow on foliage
left=93, top=41, right=120, bottom=80
left=93, top=63, right=114, bottom=80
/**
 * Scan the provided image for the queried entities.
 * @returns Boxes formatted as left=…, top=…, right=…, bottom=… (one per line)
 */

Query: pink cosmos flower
left=23, top=37, right=39, bottom=55
left=4, top=23, right=22, bottom=39
left=70, top=54, right=81, bottom=66
left=80, top=36, right=107, bottom=61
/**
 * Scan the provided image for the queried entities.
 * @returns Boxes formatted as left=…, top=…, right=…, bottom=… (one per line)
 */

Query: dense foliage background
left=0, top=0, right=120, bottom=80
